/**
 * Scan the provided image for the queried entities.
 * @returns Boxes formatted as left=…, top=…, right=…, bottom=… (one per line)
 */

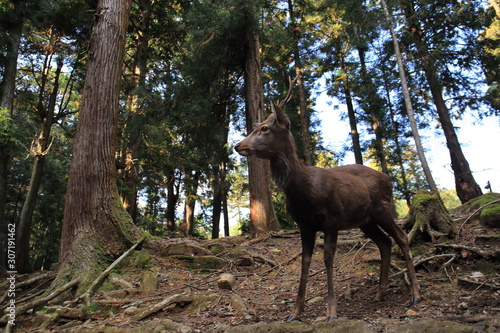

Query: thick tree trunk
left=53, top=0, right=137, bottom=294
left=244, top=29, right=280, bottom=233
left=118, top=0, right=153, bottom=221
left=0, top=3, right=23, bottom=275
left=400, top=0, right=482, bottom=203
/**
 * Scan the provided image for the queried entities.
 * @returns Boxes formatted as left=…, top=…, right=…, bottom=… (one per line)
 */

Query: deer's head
left=235, top=101, right=294, bottom=159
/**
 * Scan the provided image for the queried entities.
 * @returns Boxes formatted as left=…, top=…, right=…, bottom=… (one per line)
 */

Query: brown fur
left=235, top=102, right=420, bottom=321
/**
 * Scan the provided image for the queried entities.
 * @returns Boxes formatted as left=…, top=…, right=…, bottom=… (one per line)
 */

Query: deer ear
left=271, top=101, right=290, bottom=129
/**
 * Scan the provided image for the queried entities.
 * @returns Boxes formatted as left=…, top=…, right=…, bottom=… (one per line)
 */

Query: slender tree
left=380, top=0, right=437, bottom=192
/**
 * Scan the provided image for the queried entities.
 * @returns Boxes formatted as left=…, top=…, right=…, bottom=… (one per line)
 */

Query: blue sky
left=316, top=95, right=500, bottom=194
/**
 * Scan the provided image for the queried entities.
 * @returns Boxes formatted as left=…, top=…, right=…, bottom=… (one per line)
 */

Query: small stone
left=123, top=306, right=139, bottom=316
left=217, top=273, right=236, bottom=290
left=458, top=302, right=469, bottom=310
left=406, top=309, right=419, bottom=316
left=307, top=296, right=325, bottom=304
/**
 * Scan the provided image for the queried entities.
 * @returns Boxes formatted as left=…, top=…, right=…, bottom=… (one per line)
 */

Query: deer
left=234, top=81, right=421, bottom=322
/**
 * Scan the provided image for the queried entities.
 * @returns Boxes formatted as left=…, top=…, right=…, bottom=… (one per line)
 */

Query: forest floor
left=6, top=209, right=500, bottom=333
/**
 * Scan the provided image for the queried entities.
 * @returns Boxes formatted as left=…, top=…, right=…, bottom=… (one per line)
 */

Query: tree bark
left=287, top=0, right=313, bottom=165
left=118, top=0, right=153, bottom=222
left=244, top=28, right=280, bottom=233
left=166, top=170, right=179, bottom=231
left=183, top=170, right=199, bottom=236
left=399, top=0, right=482, bottom=203
left=357, top=48, right=388, bottom=173
left=0, top=1, right=23, bottom=275
left=54, top=0, right=137, bottom=294
left=339, top=53, right=363, bottom=165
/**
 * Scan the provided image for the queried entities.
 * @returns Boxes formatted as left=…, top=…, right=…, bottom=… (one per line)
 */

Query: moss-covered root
left=404, top=190, right=456, bottom=244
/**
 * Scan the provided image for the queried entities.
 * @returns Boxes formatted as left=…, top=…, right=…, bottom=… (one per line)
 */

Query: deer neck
left=270, top=146, right=309, bottom=192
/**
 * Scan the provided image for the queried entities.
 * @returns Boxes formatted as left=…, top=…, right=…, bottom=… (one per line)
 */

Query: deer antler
left=277, top=76, right=298, bottom=108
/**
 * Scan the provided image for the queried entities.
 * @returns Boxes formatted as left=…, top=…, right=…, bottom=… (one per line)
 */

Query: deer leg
left=323, top=229, right=339, bottom=322
left=360, top=223, right=392, bottom=303
left=377, top=214, right=421, bottom=304
left=287, top=229, right=316, bottom=322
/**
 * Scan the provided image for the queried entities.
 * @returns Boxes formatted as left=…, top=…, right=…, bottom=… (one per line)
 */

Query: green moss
left=82, top=303, right=100, bottom=314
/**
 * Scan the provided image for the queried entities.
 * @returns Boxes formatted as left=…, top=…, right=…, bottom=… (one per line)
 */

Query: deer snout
left=234, top=142, right=250, bottom=156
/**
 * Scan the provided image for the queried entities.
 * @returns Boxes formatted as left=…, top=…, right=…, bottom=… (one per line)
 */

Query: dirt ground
left=7, top=212, right=500, bottom=332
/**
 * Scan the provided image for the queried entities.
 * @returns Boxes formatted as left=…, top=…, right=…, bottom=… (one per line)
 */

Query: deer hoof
left=370, top=298, right=380, bottom=304
left=286, top=315, right=301, bottom=323
left=325, top=316, right=337, bottom=322
left=411, top=297, right=420, bottom=305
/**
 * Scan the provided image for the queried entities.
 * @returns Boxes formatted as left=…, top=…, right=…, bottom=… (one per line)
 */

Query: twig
left=390, top=253, right=456, bottom=279
left=0, top=277, right=80, bottom=325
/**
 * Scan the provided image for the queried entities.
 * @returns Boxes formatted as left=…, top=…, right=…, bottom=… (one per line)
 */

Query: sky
left=315, top=92, right=500, bottom=194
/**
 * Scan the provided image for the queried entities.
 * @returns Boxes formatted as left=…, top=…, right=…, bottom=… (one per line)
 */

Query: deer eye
left=261, top=126, right=269, bottom=132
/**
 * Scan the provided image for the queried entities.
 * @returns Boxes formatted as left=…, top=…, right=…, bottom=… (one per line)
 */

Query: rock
left=141, top=268, right=159, bottom=291
left=236, top=256, right=255, bottom=266
left=218, top=273, right=236, bottom=290
left=122, top=306, right=139, bottom=316
left=405, top=309, right=419, bottom=316
left=458, top=302, right=469, bottom=310
left=307, top=296, right=324, bottom=304
left=230, top=294, right=248, bottom=316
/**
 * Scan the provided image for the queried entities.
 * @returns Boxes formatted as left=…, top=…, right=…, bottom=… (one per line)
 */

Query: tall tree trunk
left=211, top=165, right=222, bottom=239
left=53, top=0, right=137, bottom=294
left=0, top=2, right=23, bottom=275
left=166, top=170, right=179, bottom=231
left=357, top=48, right=388, bottom=173
left=287, top=0, right=313, bottom=165
left=399, top=0, right=482, bottom=203
left=380, top=0, right=437, bottom=192
left=339, top=53, right=363, bottom=165
left=183, top=170, right=199, bottom=236
left=244, top=28, right=280, bottom=233
left=118, top=0, right=153, bottom=221
left=16, top=56, right=63, bottom=273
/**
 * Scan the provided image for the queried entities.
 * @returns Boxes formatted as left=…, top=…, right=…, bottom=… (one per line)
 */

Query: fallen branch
left=0, top=277, right=80, bottom=325
left=436, top=243, right=497, bottom=259
left=76, top=234, right=146, bottom=306
left=130, top=293, right=194, bottom=321
left=457, top=277, right=500, bottom=291
left=390, top=253, right=456, bottom=279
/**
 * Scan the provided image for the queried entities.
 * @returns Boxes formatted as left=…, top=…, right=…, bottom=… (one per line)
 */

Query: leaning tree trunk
left=381, top=0, right=437, bottom=192
left=52, top=0, right=138, bottom=294
left=400, top=0, right=482, bottom=203
left=244, top=27, right=280, bottom=233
